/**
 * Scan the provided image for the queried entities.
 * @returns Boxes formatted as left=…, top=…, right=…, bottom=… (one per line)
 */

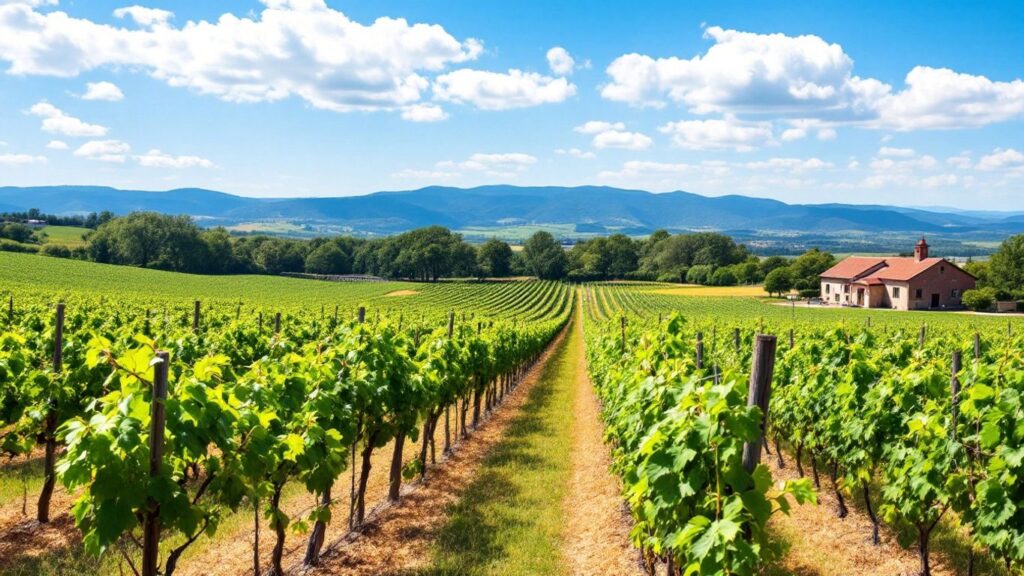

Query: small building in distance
left=819, top=238, right=975, bottom=310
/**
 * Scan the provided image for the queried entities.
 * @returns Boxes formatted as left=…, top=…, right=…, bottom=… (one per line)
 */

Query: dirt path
left=766, top=453, right=961, bottom=576
left=562, top=304, right=643, bottom=576
left=302, top=318, right=573, bottom=575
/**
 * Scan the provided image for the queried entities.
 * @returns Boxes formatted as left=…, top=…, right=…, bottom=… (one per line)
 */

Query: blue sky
left=0, top=0, right=1022, bottom=207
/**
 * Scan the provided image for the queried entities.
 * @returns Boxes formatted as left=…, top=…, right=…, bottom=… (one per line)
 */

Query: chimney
left=914, top=237, right=929, bottom=261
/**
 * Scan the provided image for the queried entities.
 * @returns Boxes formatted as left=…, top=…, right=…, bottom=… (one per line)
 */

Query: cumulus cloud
left=401, top=104, right=448, bottom=122
left=432, top=69, right=576, bottom=110
left=392, top=168, right=459, bottom=180
left=878, top=146, right=915, bottom=157
left=0, top=152, right=46, bottom=165
left=555, top=147, right=595, bottom=159
left=0, top=1, right=482, bottom=116
left=113, top=5, right=174, bottom=28
left=977, top=148, right=1024, bottom=171
left=659, top=116, right=774, bottom=151
left=592, top=130, right=652, bottom=150
left=28, top=102, right=108, bottom=136
left=573, top=121, right=624, bottom=134
left=546, top=46, right=575, bottom=75
left=45, top=139, right=68, bottom=150
left=135, top=149, right=214, bottom=168
left=429, top=152, right=538, bottom=178
left=744, top=157, right=833, bottom=172
left=73, top=139, right=130, bottom=162
left=81, top=81, right=124, bottom=101
left=601, top=26, right=1024, bottom=131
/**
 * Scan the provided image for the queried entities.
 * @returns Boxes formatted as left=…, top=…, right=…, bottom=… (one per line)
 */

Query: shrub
left=799, top=288, right=819, bottom=298
left=962, top=288, right=995, bottom=311
left=0, top=239, right=38, bottom=253
left=686, top=264, right=713, bottom=285
left=40, top=244, right=72, bottom=258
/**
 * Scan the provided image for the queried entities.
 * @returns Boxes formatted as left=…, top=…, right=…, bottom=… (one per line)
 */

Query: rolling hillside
left=0, top=184, right=1020, bottom=238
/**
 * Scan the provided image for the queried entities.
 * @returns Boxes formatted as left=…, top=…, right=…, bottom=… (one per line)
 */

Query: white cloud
left=977, top=148, right=1024, bottom=171
left=432, top=152, right=538, bottom=178
left=592, top=130, right=652, bottom=150
left=873, top=67, right=1024, bottom=130
left=868, top=155, right=937, bottom=171
left=433, top=69, right=576, bottom=110
left=546, top=46, right=575, bottom=76
left=0, top=152, right=46, bottom=165
left=780, top=127, right=806, bottom=141
left=817, top=127, right=837, bottom=140
left=74, top=139, right=130, bottom=162
left=574, top=121, right=624, bottom=134
left=598, top=160, right=695, bottom=181
left=601, top=26, right=1024, bottom=130
left=82, top=81, right=124, bottom=101
left=659, top=116, right=774, bottom=151
left=401, top=104, right=448, bottom=122
left=28, top=102, right=108, bottom=136
left=45, top=139, right=67, bottom=149
left=135, top=149, right=214, bottom=168
left=878, top=146, right=915, bottom=157
left=555, top=147, right=595, bottom=159
left=113, top=5, right=174, bottom=28
left=0, top=1, right=482, bottom=116
left=921, top=174, right=958, bottom=188
left=744, top=157, right=833, bottom=172
left=602, top=26, right=854, bottom=112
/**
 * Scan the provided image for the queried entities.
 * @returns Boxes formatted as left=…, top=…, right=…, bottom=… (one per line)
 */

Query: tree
left=523, top=231, right=567, bottom=280
left=477, top=239, right=513, bottom=278
left=764, top=267, right=794, bottom=297
left=0, top=223, right=33, bottom=243
left=686, top=264, right=713, bottom=285
left=962, top=287, right=995, bottom=311
left=305, top=243, right=351, bottom=275
left=988, top=234, right=1024, bottom=292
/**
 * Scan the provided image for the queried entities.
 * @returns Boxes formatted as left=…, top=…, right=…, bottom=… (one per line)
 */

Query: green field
left=38, top=226, right=90, bottom=248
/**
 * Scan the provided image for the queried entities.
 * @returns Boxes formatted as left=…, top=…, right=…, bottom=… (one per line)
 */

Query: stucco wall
left=906, top=262, right=975, bottom=309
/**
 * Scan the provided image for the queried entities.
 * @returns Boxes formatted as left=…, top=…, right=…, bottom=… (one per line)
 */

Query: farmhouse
left=819, top=239, right=975, bottom=310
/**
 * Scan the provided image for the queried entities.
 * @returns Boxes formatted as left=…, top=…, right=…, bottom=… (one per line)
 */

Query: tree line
left=9, top=210, right=834, bottom=287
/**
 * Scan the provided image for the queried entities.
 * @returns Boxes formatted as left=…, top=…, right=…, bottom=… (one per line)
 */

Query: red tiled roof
left=866, top=257, right=944, bottom=281
left=821, top=256, right=961, bottom=282
left=820, top=257, right=885, bottom=280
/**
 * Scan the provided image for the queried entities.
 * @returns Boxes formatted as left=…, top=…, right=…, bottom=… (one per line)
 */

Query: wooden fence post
left=620, top=316, right=627, bottom=349
left=696, top=332, right=704, bottom=370
left=142, top=350, right=170, bottom=576
left=37, top=302, right=65, bottom=523
left=193, top=301, right=201, bottom=332
left=742, top=335, right=778, bottom=475
left=950, top=351, right=962, bottom=439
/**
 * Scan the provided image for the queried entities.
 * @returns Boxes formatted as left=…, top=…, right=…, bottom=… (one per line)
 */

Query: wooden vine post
left=733, top=327, right=741, bottom=354
left=7, top=294, right=12, bottom=325
left=919, top=324, right=927, bottom=348
left=274, top=312, right=282, bottom=334
left=695, top=332, right=704, bottom=370
left=193, top=300, right=201, bottom=332
left=950, top=350, right=962, bottom=437
left=37, top=302, right=64, bottom=523
left=445, top=311, right=454, bottom=454
left=974, top=333, right=981, bottom=360
left=358, top=306, right=366, bottom=324
left=741, top=335, right=778, bottom=475
left=142, top=350, right=170, bottom=576
left=620, top=316, right=627, bottom=350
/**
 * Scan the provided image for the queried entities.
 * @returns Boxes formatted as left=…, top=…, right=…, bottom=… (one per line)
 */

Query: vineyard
left=3, top=254, right=1024, bottom=575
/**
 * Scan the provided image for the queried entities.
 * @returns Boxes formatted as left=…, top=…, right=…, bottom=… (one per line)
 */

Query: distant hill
left=1, top=184, right=1021, bottom=239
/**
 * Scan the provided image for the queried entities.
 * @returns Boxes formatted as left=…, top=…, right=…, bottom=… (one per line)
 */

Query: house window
left=843, top=284, right=850, bottom=293
left=952, top=288, right=960, bottom=298
left=893, top=286, right=901, bottom=298
left=834, top=294, right=839, bottom=302
left=940, top=266, right=945, bottom=273
left=825, top=284, right=831, bottom=294
left=915, top=288, right=923, bottom=299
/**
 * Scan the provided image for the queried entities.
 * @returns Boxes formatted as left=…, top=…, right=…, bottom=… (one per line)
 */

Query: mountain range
left=1, top=184, right=1021, bottom=240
